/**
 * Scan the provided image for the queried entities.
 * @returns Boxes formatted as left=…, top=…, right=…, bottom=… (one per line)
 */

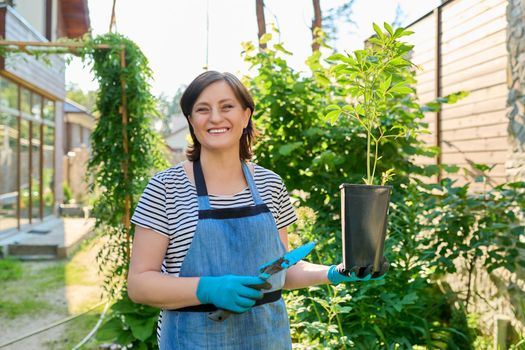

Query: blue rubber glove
left=196, top=275, right=265, bottom=313
left=327, top=262, right=388, bottom=285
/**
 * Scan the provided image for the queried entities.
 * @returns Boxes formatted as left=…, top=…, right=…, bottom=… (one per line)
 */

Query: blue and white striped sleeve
left=131, top=175, right=170, bottom=237
left=275, top=181, right=297, bottom=230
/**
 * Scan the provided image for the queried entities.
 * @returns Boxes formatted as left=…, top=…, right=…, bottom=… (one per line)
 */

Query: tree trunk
left=256, top=0, right=266, bottom=50
left=109, top=0, right=117, bottom=32
left=311, top=0, right=322, bottom=52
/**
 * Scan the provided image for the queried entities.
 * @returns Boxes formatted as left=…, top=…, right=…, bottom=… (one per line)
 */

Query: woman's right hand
left=196, top=275, right=265, bottom=313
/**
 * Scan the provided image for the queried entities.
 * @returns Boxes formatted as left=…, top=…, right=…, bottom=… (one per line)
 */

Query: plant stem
left=465, top=255, right=477, bottom=310
left=325, top=284, right=348, bottom=350
left=306, top=288, right=323, bottom=323
left=371, top=135, right=380, bottom=184
left=367, top=125, right=372, bottom=184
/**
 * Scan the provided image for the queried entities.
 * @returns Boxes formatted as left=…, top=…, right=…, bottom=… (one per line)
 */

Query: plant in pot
left=325, top=23, right=417, bottom=278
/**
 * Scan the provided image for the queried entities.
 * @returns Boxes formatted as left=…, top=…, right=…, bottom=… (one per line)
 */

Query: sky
left=66, top=0, right=441, bottom=97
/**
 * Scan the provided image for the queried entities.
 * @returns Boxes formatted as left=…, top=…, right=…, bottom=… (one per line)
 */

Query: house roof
left=64, top=99, right=95, bottom=129
left=60, top=0, right=90, bottom=38
left=169, top=117, right=189, bottom=135
left=64, top=99, right=92, bottom=115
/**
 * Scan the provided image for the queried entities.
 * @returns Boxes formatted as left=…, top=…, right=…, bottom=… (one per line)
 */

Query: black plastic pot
left=340, top=184, right=391, bottom=277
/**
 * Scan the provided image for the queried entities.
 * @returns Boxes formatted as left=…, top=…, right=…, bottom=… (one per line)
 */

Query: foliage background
left=58, top=25, right=525, bottom=349
left=243, top=25, right=525, bottom=349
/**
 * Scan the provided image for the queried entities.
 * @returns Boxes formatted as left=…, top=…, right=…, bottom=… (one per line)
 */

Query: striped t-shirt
left=131, top=161, right=297, bottom=341
left=130, top=161, right=297, bottom=276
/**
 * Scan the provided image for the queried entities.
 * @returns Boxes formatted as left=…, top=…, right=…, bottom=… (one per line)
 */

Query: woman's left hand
left=327, top=259, right=389, bottom=285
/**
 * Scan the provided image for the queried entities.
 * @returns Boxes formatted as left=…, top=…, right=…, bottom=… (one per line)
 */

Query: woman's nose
left=209, top=108, right=222, bottom=122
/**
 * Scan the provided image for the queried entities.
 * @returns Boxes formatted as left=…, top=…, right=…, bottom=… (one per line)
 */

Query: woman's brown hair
left=180, top=71, right=256, bottom=161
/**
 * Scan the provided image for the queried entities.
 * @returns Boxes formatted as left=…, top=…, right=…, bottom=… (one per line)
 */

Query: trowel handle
left=208, top=308, right=233, bottom=322
left=208, top=280, right=271, bottom=322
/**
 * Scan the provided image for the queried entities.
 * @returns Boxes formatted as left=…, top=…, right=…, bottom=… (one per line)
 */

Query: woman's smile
left=208, top=127, right=230, bottom=135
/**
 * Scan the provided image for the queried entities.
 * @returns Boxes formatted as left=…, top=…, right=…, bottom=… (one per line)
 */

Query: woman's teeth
left=208, top=128, right=228, bottom=134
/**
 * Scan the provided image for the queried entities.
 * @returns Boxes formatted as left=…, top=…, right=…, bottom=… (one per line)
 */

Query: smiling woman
left=126, top=71, right=385, bottom=350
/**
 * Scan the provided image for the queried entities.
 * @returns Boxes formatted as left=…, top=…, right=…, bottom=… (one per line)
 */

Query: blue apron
left=159, top=160, right=292, bottom=349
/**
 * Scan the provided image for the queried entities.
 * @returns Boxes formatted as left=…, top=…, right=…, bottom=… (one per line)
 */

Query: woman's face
left=189, top=80, right=251, bottom=155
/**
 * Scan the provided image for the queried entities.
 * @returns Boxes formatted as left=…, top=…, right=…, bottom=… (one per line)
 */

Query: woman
left=127, top=71, right=387, bottom=349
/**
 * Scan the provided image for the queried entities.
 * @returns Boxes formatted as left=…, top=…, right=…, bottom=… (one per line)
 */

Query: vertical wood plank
left=435, top=7, right=443, bottom=180
left=16, top=84, right=21, bottom=230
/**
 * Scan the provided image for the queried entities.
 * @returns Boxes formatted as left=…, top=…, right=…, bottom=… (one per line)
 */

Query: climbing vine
left=83, top=33, right=168, bottom=348
left=83, top=33, right=168, bottom=298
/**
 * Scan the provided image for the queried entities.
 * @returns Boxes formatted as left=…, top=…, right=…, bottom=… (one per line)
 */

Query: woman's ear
left=244, top=108, right=251, bottom=128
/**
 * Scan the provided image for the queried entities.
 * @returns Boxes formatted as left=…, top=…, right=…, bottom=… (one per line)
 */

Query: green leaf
left=325, top=110, right=341, bottom=124
left=259, top=33, right=272, bottom=45
left=326, top=104, right=341, bottom=111
left=278, top=142, right=303, bottom=156
left=397, top=29, right=414, bottom=37
left=373, top=23, right=384, bottom=38
left=314, top=72, right=331, bottom=86
left=96, top=317, right=122, bottom=342
left=127, top=315, right=156, bottom=341
left=115, top=331, right=135, bottom=346
left=471, top=162, right=493, bottom=172
left=442, top=90, right=469, bottom=104
left=274, top=43, right=293, bottom=55
left=384, top=22, right=394, bottom=35
left=366, top=55, right=379, bottom=63
left=335, top=305, right=353, bottom=313
left=367, top=37, right=382, bottom=45
left=474, top=175, right=485, bottom=183
left=442, top=164, right=460, bottom=173
left=389, top=84, right=413, bottom=94
left=327, top=53, right=346, bottom=62
left=389, top=57, right=410, bottom=67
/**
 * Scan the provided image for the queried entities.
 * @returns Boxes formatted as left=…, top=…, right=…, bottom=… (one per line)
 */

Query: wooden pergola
left=0, top=39, right=133, bottom=256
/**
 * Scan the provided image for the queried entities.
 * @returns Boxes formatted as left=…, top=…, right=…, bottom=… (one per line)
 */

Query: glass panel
left=20, top=88, right=31, bottom=115
left=83, top=127, right=91, bottom=149
left=43, top=125, right=54, bottom=216
left=71, top=124, right=81, bottom=149
left=19, top=119, right=30, bottom=225
left=0, top=113, right=18, bottom=231
left=31, top=122, right=41, bottom=221
left=31, top=94, right=42, bottom=120
left=43, top=99, right=54, bottom=122
left=0, top=76, right=18, bottom=110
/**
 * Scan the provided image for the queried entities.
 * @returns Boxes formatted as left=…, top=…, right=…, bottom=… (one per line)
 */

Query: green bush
left=240, top=23, right=523, bottom=349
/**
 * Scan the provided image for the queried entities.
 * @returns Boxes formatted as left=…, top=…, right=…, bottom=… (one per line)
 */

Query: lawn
left=0, top=236, right=108, bottom=350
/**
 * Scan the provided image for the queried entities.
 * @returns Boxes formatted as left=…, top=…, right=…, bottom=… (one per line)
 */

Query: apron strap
left=193, top=160, right=212, bottom=210
left=241, top=162, right=264, bottom=206
left=193, top=160, right=265, bottom=209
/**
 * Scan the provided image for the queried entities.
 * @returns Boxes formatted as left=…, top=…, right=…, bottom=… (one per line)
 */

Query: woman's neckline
left=179, top=161, right=256, bottom=197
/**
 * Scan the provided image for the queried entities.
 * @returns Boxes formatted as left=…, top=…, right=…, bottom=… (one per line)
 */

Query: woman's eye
left=196, top=108, right=208, bottom=112
left=223, top=105, right=234, bottom=109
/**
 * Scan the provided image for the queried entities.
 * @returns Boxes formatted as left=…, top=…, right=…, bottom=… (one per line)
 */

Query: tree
left=311, top=0, right=322, bottom=52
left=323, top=1, right=356, bottom=45
left=66, top=82, right=97, bottom=114
left=392, top=3, right=406, bottom=29
left=156, top=87, right=185, bottom=137
left=256, top=0, right=267, bottom=50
